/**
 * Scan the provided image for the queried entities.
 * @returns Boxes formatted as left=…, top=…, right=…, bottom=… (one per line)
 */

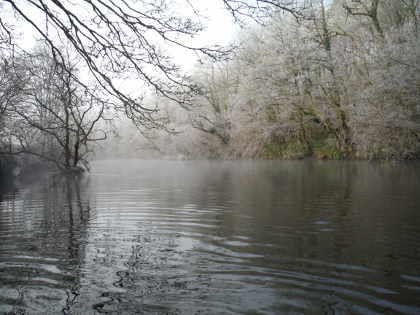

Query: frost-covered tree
left=164, top=0, right=420, bottom=160
left=1, top=46, right=112, bottom=171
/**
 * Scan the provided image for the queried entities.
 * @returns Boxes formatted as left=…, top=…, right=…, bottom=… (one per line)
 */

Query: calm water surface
left=1, top=160, right=420, bottom=314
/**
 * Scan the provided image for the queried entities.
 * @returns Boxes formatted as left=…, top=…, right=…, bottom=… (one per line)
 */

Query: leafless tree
left=0, top=0, right=234, bottom=128
left=190, top=61, right=234, bottom=146
left=222, top=0, right=311, bottom=22
left=2, top=47, right=111, bottom=171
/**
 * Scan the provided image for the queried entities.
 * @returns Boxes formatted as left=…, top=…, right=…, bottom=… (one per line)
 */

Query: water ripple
left=1, top=160, right=420, bottom=314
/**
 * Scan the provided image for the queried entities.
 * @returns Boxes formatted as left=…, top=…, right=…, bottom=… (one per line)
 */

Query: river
left=1, top=160, right=420, bottom=314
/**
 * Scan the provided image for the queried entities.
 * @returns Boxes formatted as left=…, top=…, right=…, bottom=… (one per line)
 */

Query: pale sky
left=0, top=1, right=239, bottom=102
left=164, top=1, right=239, bottom=70
left=193, top=1, right=238, bottom=45
left=3, top=0, right=238, bottom=71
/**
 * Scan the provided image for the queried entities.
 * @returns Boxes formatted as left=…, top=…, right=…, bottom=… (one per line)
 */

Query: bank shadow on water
left=0, top=174, right=92, bottom=314
left=1, top=159, right=420, bottom=314
left=0, top=177, right=16, bottom=200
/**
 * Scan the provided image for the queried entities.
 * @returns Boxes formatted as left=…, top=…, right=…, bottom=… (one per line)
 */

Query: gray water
left=1, top=160, right=420, bottom=314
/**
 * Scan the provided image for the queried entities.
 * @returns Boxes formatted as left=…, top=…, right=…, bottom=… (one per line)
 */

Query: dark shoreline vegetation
left=1, top=0, right=419, bottom=176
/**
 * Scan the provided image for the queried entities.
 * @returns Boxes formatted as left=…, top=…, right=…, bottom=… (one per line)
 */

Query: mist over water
left=1, top=160, right=420, bottom=314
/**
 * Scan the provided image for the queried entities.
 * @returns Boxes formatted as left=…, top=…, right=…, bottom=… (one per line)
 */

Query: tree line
left=147, top=0, right=420, bottom=160
left=0, top=0, right=233, bottom=174
left=1, top=1, right=419, bottom=177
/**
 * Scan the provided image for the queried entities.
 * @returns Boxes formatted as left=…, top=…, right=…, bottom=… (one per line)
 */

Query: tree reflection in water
left=1, top=160, right=420, bottom=314
left=0, top=174, right=91, bottom=314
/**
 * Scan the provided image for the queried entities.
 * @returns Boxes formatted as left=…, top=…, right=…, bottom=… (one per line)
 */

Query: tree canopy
left=0, top=1, right=233, bottom=126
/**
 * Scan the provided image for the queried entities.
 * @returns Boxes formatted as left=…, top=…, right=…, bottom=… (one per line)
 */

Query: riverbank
left=260, top=138, right=420, bottom=161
